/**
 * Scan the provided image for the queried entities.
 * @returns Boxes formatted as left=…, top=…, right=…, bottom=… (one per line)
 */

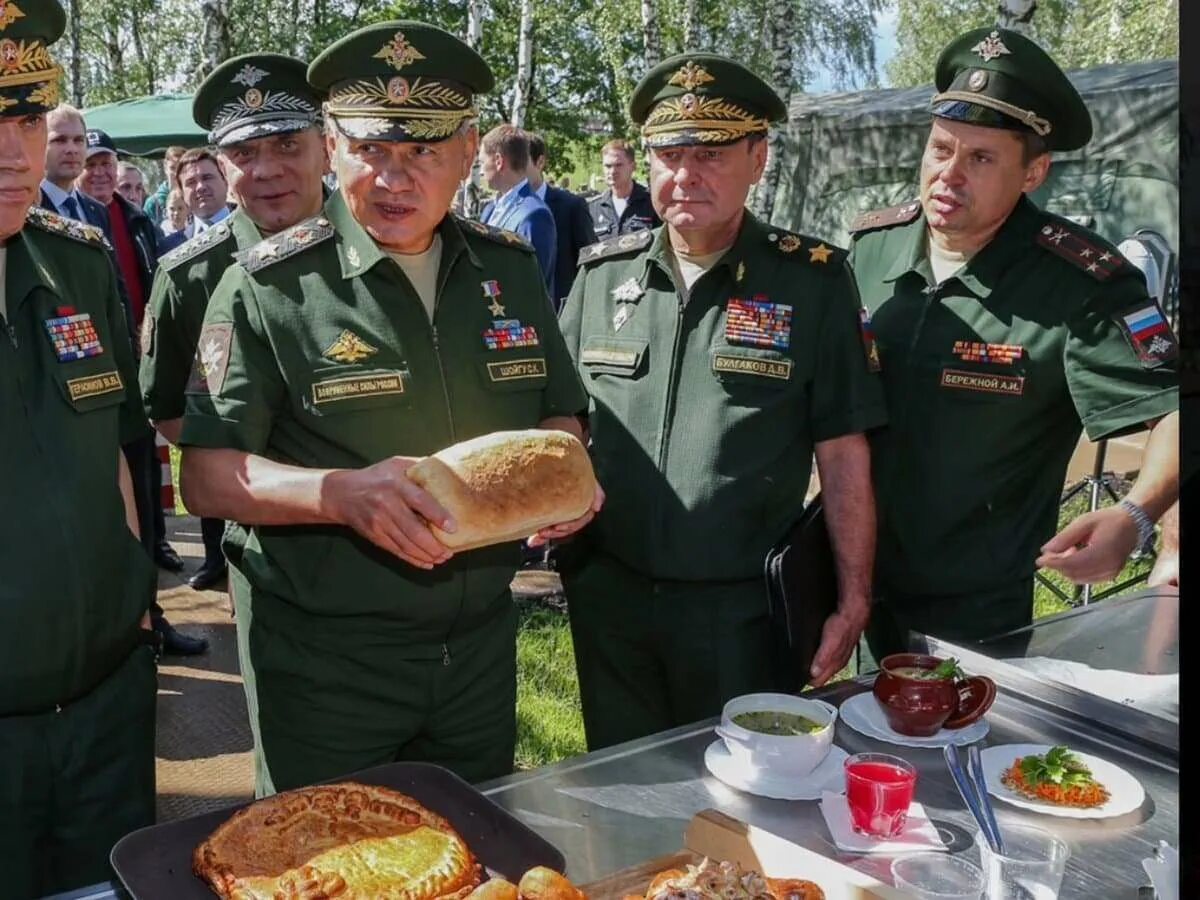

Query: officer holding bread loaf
left=178, top=21, right=598, bottom=794
left=557, top=54, right=888, bottom=750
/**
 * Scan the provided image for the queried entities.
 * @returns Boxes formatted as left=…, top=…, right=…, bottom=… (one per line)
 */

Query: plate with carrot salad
left=979, top=743, right=1146, bottom=819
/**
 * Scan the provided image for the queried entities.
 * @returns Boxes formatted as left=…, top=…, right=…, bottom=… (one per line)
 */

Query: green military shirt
left=140, top=209, right=263, bottom=420
left=180, top=192, right=587, bottom=653
left=1, top=208, right=155, bottom=715
left=559, top=214, right=889, bottom=581
left=849, top=196, right=1179, bottom=599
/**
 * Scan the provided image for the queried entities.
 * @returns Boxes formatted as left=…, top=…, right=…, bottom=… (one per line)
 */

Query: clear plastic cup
left=974, top=823, right=1070, bottom=899
left=891, top=852, right=985, bottom=899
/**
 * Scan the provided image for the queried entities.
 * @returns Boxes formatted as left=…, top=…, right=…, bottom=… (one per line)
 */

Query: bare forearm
left=118, top=449, right=139, bottom=538
left=180, top=447, right=341, bottom=525
left=813, top=433, right=875, bottom=608
left=1126, top=411, right=1179, bottom=521
left=154, top=416, right=183, bottom=445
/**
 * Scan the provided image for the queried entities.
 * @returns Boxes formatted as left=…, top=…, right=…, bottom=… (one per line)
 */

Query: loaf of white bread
left=407, top=429, right=598, bottom=552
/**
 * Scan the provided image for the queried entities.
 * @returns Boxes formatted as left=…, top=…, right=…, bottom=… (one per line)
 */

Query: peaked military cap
left=0, top=0, right=66, bottom=117
left=308, top=21, right=493, bottom=142
left=931, top=26, right=1092, bottom=152
left=629, top=53, right=786, bottom=148
left=194, top=53, right=324, bottom=147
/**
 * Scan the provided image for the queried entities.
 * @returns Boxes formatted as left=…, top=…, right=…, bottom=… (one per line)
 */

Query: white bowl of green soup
left=715, top=692, right=838, bottom=777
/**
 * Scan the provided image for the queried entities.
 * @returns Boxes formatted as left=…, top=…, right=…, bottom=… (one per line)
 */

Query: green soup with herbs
left=731, top=710, right=826, bottom=736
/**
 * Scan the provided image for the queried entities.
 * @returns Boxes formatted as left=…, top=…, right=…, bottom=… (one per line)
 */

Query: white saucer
left=840, top=692, right=989, bottom=748
left=704, top=739, right=848, bottom=800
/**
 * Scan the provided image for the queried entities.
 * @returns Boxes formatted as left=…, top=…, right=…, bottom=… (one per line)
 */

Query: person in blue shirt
left=478, top=124, right=557, bottom=299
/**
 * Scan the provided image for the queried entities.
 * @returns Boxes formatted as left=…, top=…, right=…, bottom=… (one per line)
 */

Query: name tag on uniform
left=580, top=347, right=639, bottom=366
left=67, top=370, right=123, bottom=401
left=487, top=358, right=547, bottom=381
left=939, top=368, right=1024, bottom=396
left=312, top=372, right=405, bottom=404
left=713, top=353, right=792, bottom=380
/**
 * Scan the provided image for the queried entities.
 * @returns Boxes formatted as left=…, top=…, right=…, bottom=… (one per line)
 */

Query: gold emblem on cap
left=324, top=329, right=378, bottom=364
left=967, top=69, right=988, bottom=91
left=668, top=61, right=715, bottom=91
left=374, top=31, right=426, bottom=70
left=0, top=1, right=26, bottom=31
left=243, top=88, right=264, bottom=109
left=778, top=235, right=802, bottom=253
left=642, top=93, right=770, bottom=146
left=971, top=30, right=1012, bottom=63
left=680, top=93, right=698, bottom=113
left=387, top=76, right=410, bottom=103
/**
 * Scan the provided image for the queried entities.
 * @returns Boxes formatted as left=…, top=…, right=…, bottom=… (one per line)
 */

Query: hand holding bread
left=408, top=429, right=600, bottom=552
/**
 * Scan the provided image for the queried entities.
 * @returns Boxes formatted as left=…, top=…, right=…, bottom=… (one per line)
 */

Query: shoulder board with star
left=237, top=215, right=335, bottom=273
left=455, top=215, right=536, bottom=253
left=1034, top=217, right=1127, bottom=282
left=159, top=223, right=237, bottom=273
left=577, top=229, right=654, bottom=266
left=847, top=200, right=922, bottom=236
left=767, top=229, right=847, bottom=268
left=25, top=206, right=112, bottom=250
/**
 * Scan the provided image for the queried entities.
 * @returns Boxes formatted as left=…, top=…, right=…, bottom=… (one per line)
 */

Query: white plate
left=839, top=691, right=989, bottom=748
left=704, top=739, right=848, bottom=800
left=980, top=743, right=1146, bottom=819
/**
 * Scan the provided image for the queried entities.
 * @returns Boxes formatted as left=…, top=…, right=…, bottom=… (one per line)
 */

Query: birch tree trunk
left=751, top=0, right=795, bottom=220
left=510, top=0, right=534, bottom=127
left=642, top=0, right=662, bottom=71
left=67, top=0, right=84, bottom=106
left=130, top=6, right=155, bottom=94
left=461, top=0, right=487, bottom=217
left=682, top=0, right=700, bottom=51
left=194, top=0, right=232, bottom=81
left=995, top=0, right=1038, bottom=35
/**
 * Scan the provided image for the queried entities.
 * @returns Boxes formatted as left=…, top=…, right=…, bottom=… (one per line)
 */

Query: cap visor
left=332, top=116, right=459, bottom=143
left=217, top=118, right=320, bottom=147
left=931, top=100, right=1032, bottom=134
left=644, top=129, right=759, bottom=149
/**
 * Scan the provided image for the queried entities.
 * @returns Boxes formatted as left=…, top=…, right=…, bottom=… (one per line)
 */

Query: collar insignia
left=808, top=243, right=832, bottom=263
left=324, top=329, right=378, bottom=364
left=611, top=278, right=644, bottom=302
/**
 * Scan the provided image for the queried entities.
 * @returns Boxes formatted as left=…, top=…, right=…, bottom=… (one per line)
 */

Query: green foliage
left=514, top=601, right=586, bottom=770
left=887, top=0, right=1178, bottom=88
left=1019, top=745, right=1095, bottom=787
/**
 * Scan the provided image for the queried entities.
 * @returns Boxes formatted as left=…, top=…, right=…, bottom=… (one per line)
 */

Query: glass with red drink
left=844, top=752, right=917, bottom=837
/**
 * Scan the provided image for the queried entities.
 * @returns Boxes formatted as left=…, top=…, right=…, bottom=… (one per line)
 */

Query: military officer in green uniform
left=0, top=3, right=157, bottom=893
left=139, top=52, right=328, bottom=786
left=179, top=21, right=596, bottom=794
left=556, top=54, right=888, bottom=750
left=848, top=27, right=1179, bottom=659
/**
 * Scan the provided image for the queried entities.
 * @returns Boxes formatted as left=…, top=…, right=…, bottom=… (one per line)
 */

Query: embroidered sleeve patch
left=1115, top=303, right=1178, bottom=368
left=140, top=313, right=156, bottom=357
left=187, top=323, right=234, bottom=395
left=859, top=308, right=881, bottom=373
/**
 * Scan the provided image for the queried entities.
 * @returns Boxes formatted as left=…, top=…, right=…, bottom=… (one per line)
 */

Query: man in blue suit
left=41, top=104, right=114, bottom=236
left=478, top=124, right=557, bottom=299
left=526, top=132, right=596, bottom=311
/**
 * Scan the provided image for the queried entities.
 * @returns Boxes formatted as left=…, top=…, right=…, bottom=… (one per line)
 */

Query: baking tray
left=111, top=761, right=566, bottom=899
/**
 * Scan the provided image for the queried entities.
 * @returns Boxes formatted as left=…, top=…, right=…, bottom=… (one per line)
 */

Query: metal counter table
left=56, top=632, right=1177, bottom=900
left=476, top=649, right=1177, bottom=897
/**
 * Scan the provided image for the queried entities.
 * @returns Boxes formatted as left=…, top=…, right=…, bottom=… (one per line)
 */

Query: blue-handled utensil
left=943, top=743, right=1002, bottom=854
left=967, top=742, right=1006, bottom=855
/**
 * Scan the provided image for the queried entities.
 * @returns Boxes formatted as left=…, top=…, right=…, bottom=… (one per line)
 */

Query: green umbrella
left=81, top=93, right=208, bottom=157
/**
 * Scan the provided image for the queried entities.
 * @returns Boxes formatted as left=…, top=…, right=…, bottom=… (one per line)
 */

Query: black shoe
left=154, top=541, right=186, bottom=572
left=152, top=617, right=209, bottom=656
left=188, top=560, right=228, bottom=591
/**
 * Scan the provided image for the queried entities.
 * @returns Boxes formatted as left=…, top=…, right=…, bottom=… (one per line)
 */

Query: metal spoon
left=968, top=742, right=1006, bottom=855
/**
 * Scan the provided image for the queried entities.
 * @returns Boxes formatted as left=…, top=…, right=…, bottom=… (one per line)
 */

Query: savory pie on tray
left=193, top=782, right=483, bottom=899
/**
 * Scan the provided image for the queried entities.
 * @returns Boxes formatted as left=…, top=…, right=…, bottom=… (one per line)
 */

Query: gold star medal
left=482, top=280, right=505, bottom=317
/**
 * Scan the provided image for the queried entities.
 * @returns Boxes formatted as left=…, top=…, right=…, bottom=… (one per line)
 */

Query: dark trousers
left=0, top=647, right=157, bottom=898
left=251, top=599, right=518, bottom=795
left=201, top=516, right=226, bottom=566
left=864, top=578, right=1036, bottom=666
left=563, top=550, right=778, bottom=751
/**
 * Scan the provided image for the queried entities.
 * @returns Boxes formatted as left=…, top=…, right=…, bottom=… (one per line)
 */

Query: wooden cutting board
left=581, top=810, right=910, bottom=900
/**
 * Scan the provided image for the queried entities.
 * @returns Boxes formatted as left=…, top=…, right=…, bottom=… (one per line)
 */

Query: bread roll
left=407, top=429, right=598, bottom=552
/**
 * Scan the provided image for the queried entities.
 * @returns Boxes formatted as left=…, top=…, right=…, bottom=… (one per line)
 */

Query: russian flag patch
left=1116, top=303, right=1177, bottom=368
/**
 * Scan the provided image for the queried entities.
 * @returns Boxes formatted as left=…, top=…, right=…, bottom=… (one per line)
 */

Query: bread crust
left=193, top=782, right=482, bottom=899
left=408, top=430, right=597, bottom=551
